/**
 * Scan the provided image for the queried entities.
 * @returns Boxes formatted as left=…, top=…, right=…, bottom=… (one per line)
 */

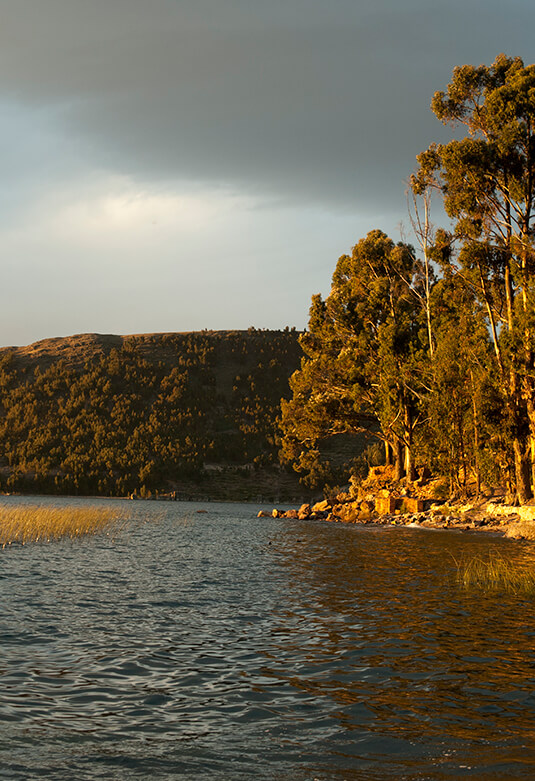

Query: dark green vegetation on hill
left=281, top=55, right=535, bottom=504
left=0, top=329, right=312, bottom=501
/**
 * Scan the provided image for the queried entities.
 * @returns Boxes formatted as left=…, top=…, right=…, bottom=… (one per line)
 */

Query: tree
left=419, top=268, right=500, bottom=496
left=413, top=54, right=535, bottom=502
left=280, top=230, right=425, bottom=484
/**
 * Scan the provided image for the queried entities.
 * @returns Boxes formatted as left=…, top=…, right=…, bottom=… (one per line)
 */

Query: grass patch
left=0, top=504, right=128, bottom=547
left=454, top=550, right=535, bottom=595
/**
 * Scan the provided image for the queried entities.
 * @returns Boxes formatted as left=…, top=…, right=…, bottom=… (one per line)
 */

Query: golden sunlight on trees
left=281, top=55, right=535, bottom=503
left=413, top=54, right=535, bottom=502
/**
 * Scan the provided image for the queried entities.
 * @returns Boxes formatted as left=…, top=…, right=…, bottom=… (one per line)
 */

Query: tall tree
left=413, top=54, right=535, bottom=503
left=419, top=268, right=500, bottom=496
left=280, top=230, right=424, bottom=483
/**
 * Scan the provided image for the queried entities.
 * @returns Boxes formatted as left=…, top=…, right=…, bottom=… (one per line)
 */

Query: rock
left=272, top=509, right=280, bottom=518
left=400, top=497, right=425, bottom=514
left=298, top=503, right=311, bottom=520
left=333, top=501, right=360, bottom=522
left=376, top=495, right=399, bottom=515
left=257, top=510, right=271, bottom=518
left=311, top=499, right=330, bottom=513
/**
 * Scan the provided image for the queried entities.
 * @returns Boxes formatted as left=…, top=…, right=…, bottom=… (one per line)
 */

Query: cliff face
left=0, top=329, right=310, bottom=501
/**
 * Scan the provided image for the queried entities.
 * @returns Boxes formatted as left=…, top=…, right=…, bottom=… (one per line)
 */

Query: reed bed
left=0, top=504, right=128, bottom=547
left=454, top=550, right=535, bottom=596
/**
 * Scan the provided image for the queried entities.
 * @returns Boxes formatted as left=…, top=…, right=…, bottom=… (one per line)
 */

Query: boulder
left=311, top=499, right=330, bottom=513
left=298, top=503, right=311, bottom=520
left=333, top=501, right=360, bottom=522
left=359, top=500, right=374, bottom=514
left=400, top=497, right=425, bottom=514
left=376, top=495, right=399, bottom=515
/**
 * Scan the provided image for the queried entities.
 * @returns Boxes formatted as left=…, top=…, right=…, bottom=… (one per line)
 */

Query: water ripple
left=1, top=497, right=535, bottom=779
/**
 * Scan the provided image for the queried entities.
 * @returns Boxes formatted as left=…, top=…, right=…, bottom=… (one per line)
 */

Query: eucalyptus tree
left=413, top=54, right=535, bottom=502
left=280, top=230, right=426, bottom=484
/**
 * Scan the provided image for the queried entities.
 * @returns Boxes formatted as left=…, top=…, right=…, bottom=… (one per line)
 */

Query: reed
left=0, top=504, right=127, bottom=547
left=454, top=550, right=535, bottom=595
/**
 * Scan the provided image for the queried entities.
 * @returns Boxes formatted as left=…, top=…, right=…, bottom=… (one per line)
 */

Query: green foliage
left=417, top=273, right=502, bottom=493
left=415, top=54, right=535, bottom=501
left=281, top=55, right=535, bottom=499
left=280, top=230, right=425, bottom=486
left=0, top=330, right=303, bottom=497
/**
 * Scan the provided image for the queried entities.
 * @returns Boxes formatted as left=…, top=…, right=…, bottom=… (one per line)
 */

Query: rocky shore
left=258, top=466, right=535, bottom=541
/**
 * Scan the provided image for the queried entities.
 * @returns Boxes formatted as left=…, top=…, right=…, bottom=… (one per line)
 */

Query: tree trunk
left=513, top=436, right=532, bottom=505
left=403, top=405, right=416, bottom=482
left=394, top=437, right=405, bottom=481
left=471, top=375, right=480, bottom=498
left=525, top=389, right=535, bottom=497
left=509, top=367, right=533, bottom=504
left=404, top=445, right=416, bottom=482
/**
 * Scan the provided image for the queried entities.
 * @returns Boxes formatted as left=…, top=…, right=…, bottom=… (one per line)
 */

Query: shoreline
left=261, top=499, right=535, bottom=541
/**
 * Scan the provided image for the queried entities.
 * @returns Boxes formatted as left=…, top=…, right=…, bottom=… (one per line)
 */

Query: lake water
left=2, top=497, right=535, bottom=780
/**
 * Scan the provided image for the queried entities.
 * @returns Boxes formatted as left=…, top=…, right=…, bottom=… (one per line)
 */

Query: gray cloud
left=0, top=0, right=533, bottom=345
left=1, top=0, right=533, bottom=214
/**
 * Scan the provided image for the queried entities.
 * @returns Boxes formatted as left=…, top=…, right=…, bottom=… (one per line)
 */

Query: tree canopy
left=282, top=54, right=535, bottom=503
left=413, top=53, right=535, bottom=502
left=281, top=230, right=425, bottom=484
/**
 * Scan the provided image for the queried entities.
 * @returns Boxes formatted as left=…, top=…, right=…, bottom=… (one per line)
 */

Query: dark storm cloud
left=0, top=0, right=533, bottom=213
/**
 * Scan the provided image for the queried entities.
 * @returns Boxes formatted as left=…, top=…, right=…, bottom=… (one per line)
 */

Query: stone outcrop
left=256, top=464, right=535, bottom=537
left=257, top=471, right=515, bottom=536
left=375, top=494, right=398, bottom=515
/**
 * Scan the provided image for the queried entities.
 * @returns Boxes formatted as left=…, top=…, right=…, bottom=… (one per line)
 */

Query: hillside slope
left=0, top=329, right=314, bottom=501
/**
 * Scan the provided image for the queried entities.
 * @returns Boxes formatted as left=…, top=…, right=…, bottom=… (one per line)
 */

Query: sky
left=0, top=0, right=533, bottom=346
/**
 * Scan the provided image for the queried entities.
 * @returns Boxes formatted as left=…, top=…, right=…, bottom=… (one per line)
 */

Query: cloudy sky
left=0, top=0, right=533, bottom=346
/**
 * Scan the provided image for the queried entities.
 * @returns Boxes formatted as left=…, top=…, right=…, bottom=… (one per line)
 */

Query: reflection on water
left=267, top=526, right=535, bottom=779
left=1, top=496, right=535, bottom=779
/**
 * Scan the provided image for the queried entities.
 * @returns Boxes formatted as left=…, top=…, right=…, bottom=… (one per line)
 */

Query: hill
left=0, top=329, right=319, bottom=502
